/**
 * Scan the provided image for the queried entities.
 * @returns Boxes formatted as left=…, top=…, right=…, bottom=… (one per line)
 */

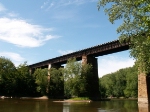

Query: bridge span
left=29, top=39, right=129, bottom=69
left=29, top=39, right=130, bottom=100
left=29, top=39, right=149, bottom=103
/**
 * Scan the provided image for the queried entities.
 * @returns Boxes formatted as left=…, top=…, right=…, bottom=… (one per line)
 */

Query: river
left=0, top=98, right=141, bottom=112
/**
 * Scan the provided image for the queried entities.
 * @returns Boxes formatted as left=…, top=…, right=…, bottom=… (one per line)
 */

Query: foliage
left=48, top=67, right=64, bottom=98
left=97, top=0, right=150, bottom=74
left=99, top=65, right=138, bottom=98
left=16, top=62, right=37, bottom=97
left=33, top=68, right=48, bottom=95
left=70, top=97, right=90, bottom=101
left=0, top=56, right=17, bottom=96
left=63, top=58, right=92, bottom=98
left=0, top=57, right=37, bottom=97
left=124, top=66, right=138, bottom=97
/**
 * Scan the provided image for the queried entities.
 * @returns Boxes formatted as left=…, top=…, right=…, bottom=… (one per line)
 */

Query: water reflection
left=62, top=99, right=138, bottom=112
left=0, top=99, right=141, bottom=112
left=138, top=103, right=150, bottom=112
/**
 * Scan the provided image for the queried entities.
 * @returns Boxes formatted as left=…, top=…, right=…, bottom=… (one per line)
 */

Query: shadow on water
left=1, top=98, right=149, bottom=112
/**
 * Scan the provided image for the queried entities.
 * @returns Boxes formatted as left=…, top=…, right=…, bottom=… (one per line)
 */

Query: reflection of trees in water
left=98, top=100, right=138, bottom=112
left=62, top=100, right=138, bottom=112
left=0, top=99, right=138, bottom=112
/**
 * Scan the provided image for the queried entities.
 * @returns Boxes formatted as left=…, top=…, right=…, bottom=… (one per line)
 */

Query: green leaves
left=63, top=58, right=92, bottom=98
left=34, top=68, right=48, bottom=95
left=0, top=57, right=17, bottom=96
left=99, top=65, right=138, bottom=98
left=98, top=0, right=150, bottom=74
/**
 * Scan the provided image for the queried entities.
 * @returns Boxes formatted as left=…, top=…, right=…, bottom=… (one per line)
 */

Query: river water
left=0, top=99, right=140, bottom=112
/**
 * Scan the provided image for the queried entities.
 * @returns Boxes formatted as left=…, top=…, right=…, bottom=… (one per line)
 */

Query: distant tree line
left=99, top=65, right=138, bottom=98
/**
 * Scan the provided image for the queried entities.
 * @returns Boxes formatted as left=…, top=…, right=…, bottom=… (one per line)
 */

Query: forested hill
left=99, top=65, right=138, bottom=98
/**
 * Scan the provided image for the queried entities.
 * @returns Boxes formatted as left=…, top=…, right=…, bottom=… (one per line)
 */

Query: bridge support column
left=138, top=72, right=150, bottom=103
left=138, top=73, right=150, bottom=104
left=138, top=73, right=150, bottom=111
left=82, top=55, right=100, bottom=100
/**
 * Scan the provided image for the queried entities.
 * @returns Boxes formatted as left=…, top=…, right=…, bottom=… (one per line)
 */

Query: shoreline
left=1, top=96, right=137, bottom=103
left=53, top=99, right=91, bottom=103
left=20, top=96, right=49, bottom=100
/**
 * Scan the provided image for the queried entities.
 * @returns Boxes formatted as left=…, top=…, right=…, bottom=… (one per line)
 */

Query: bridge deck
left=29, top=40, right=129, bottom=68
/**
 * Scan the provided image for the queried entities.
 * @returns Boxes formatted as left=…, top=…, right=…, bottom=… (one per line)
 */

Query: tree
left=63, top=58, right=83, bottom=97
left=0, top=57, right=17, bottom=96
left=16, top=62, right=37, bottom=97
left=63, top=58, right=92, bottom=98
left=124, top=66, right=138, bottom=98
left=48, top=67, right=64, bottom=98
left=97, top=0, right=150, bottom=74
left=33, top=68, right=48, bottom=96
left=113, top=69, right=126, bottom=97
left=99, top=65, right=138, bottom=98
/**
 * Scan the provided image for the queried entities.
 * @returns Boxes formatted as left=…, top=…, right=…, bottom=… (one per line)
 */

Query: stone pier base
left=138, top=73, right=150, bottom=112
left=138, top=73, right=149, bottom=104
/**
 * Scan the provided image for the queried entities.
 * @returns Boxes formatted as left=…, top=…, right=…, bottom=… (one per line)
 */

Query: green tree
left=63, top=58, right=92, bottom=98
left=100, top=73, right=116, bottom=97
left=0, top=57, right=17, bottom=96
left=16, top=62, right=37, bottom=97
left=48, top=67, right=64, bottom=98
left=81, top=63, right=93, bottom=97
left=124, top=66, right=138, bottom=98
left=33, top=68, right=48, bottom=96
left=63, top=58, right=83, bottom=97
left=98, top=0, right=150, bottom=74
left=99, top=65, right=138, bottom=98
left=113, top=69, right=126, bottom=97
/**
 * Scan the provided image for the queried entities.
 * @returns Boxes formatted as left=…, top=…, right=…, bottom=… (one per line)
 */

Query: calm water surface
left=0, top=99, right=139, bottom=112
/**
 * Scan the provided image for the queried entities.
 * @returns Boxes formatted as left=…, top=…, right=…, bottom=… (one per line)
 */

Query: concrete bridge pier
left=138, top=73, right=150, bottom=111
left=138, top=73, right=148, bottom=104
left=82, top=55, right=100, bottom=100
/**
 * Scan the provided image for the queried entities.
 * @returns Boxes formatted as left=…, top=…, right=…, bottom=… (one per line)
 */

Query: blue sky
left=0, top=0, right=134, bottom=77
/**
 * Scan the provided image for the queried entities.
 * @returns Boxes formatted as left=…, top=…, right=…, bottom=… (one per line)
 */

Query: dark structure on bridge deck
left=29, top=40, right=129, bottom=69
left=29, top=40, right=129, bottom=100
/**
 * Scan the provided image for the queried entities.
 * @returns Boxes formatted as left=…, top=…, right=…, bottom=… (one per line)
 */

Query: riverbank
left=53, top=99, right=91, bottom=103
left=0, top=96, right=137, bottom=103
left=20, top=96, right=49, bottom=100
left=21, top=96, right=92, bottom=102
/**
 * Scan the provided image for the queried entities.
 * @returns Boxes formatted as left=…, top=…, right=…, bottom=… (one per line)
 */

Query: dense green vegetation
left=0, top=57, right=93, bottom=98
left=63, top=58, right=93, bottom=98
left=0, top=56, right=138, bottom=99
left=98, top=0, right=150, bottom=74
left=0, top=57, right=37, bottom=97
left=99, top=65, right=138, bottom=98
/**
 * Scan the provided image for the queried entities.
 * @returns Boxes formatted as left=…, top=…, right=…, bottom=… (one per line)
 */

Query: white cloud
left=98, top=56, right=135, bottom=77
left=0, top=52, right=25, bottom=66
left=0, top=17, right=59, bottom=47
left=58, top=50, right=74, bottom=55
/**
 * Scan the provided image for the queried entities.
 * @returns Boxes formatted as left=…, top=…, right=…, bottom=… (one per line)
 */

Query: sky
left=0, top=0, right=135, bottom=77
